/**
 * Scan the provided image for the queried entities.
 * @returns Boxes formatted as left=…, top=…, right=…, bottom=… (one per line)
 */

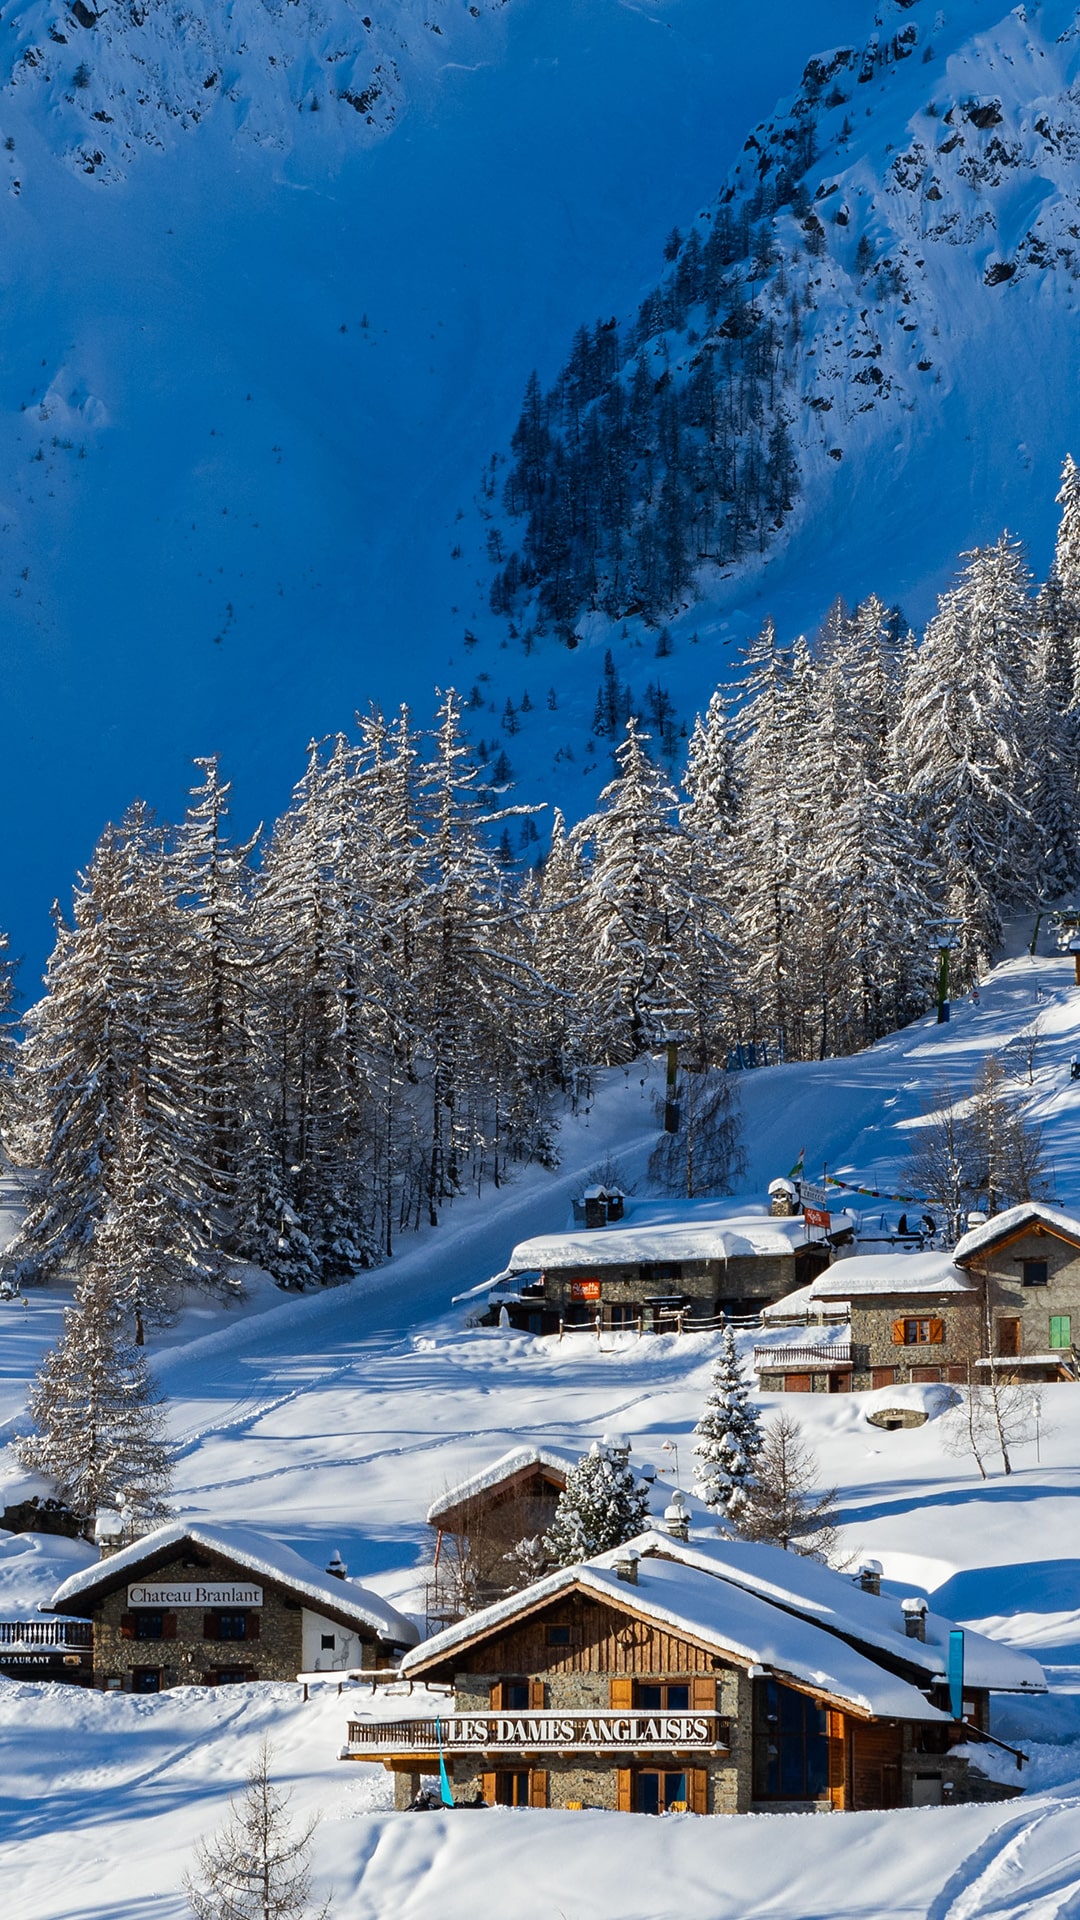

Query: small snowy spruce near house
left=542, top=1441, right=651, bottom=1568
left=692, top=1322, right=764, bottom=1526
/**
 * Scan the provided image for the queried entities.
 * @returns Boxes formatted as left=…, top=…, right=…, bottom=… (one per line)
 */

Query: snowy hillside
left=7, top=932, right=1080, bottom=1912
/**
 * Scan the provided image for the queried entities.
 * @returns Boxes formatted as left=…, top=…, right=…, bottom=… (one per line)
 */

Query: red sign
left=571, top=1279, right=602, bottom=1302
left=803, top=1205, right=831, bottom=1232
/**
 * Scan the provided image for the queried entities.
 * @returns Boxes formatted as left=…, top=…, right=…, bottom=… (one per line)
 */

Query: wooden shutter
left=120, top=1613, right=134, bottom=1640
left=609, top=1677, right=634, bottom=1709
left=480, top=1772, right=497, bottom=1806
left=892, top=1319, right=905, bottom=1345
left=489, top=1682, right=504, bottom=1710
left=529, top=1769, right=548, bottom=1808
left=203, top=1614, right=218, bottom=1641
left=827, top=1710, right=847, bottom=1810
left=162, top=1614, right=178, bottom=1641
left=246, top=1613, right=260, bottom=1640
left=928, top=1318, right=945, bottom=1345
left=529, top=1679, right=545, bottom=1710
left=688, top=1769, right=708, bottom=1815
left=616, top=1768, right=632, bottom=1812
left=691, top=1677, right=717, bottom=1713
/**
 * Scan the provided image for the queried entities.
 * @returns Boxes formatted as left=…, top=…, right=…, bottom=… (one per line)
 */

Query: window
left=636, top=1770, right=688, bottom=1815
left=132, top=1667, right=161, bottom=1693
left=997, top=1318, right=1022, bottom=1357
left=134, top=1612, right=164, bottom=1641
left=320, top=1634, right=336, bottom=1652
left=1051, top=1315, right=1072, bottom=1351
left=1022, top=1260, right=1049, bottom=1287
left=637, top=1683, right=690, bottom=1711
left=753, top=1678, right=829, bottom=1801
left=607, top=1304, right=637, bottom=1330
left=504, top=1681, right=531, bottom=1711
left=495, top=1771, right=530, bottom=1807
left=213, top=1669, right=249, bottom=1686
left=217, top=1612, right=248, bottom=1641
left=904, top=1319, right=932, bottom=1345
left=546, top=1624, right=571, bottom=1647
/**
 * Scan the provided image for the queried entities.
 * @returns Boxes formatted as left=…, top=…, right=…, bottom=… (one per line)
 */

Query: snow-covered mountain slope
left=0, top=0, right=876, bottom=984
left=7, top=929, right=1080, bottom=1913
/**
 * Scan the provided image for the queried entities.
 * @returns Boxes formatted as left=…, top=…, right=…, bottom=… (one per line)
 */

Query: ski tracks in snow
left=931, top=1795, right=1080, bottom=1920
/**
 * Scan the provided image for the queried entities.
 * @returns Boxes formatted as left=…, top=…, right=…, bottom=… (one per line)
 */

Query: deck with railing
left=345, top=1711, right=732, bottom=1757
left=0, top=1620, right=93, bottom=1648
left=753, top=1343, right=853, bottom=1371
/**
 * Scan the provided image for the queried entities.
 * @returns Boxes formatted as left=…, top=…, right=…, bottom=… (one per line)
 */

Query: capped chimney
left=768, top=1177, right=797, bottom=1219
left=94, top=1509, right=124, bottom=1559
left=663, top=1491, right=690, bottom=1542
left=901, top=1596, right=928, bottom=1641
left=856, top=1560, right=883, bottom=1596
left=614, top=1548, right=640, bottom=1586
left=326, top=1549, right=348, bottom=1580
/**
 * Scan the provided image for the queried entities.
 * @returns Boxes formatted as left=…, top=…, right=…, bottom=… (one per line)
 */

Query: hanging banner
left=801, top=1182, right=831, bottom=1232
left=948, top=1629, right=965, bottom=1722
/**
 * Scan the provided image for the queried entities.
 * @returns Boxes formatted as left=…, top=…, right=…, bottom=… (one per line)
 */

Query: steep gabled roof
left=953, top=1203, right=1080, bottom=1265
left=401, top=1539, right=954, bottom=1723
left=427, top=1446, right=575, bottom=1528
left=507, top=1199, right=854, bottom=1273
left=47, top=1523, right=418, bottom=1647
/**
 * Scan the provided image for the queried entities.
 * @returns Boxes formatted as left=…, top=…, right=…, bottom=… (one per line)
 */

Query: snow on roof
left=643, top=1535, right=1045, bottom=1696
left=426, top=1446, right=576, bottom=1525
left=953, top=1203, right=1080, bottom=1264
left=761, top=1281, right=849, bottom=1323
left=507, top=1199, right=854, bottom=1272
left=807, top=1251, right=975, bottom=1300
left=48, top=1523, right=418, bottom=1646
left=402, top=1539, right=953, bottom=1721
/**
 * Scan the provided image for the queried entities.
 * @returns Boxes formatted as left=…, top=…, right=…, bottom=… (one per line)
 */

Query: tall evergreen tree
left=692, top=1324, right=763, bottom=1523
left=543, top=1442, right=651, bottom=1566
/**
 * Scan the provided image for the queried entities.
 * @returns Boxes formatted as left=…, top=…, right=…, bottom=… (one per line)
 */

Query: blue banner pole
left=435, top=1716, right=455, bottom=1807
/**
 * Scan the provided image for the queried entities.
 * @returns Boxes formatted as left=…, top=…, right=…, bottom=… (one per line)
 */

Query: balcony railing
left=753, top=1344, right=852, bottom=1370
left=345, top=1710, right=731, bottom=1756
left=0, top=1620, right=93, bottom=1648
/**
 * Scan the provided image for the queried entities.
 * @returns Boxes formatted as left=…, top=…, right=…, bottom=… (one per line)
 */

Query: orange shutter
left=827, top=1711, right=847, bottom=1809
left=480, top=1772, right=496, bottom=1806
left=691, top=1677, right=717, bottom=1713
left=609, top=1678, right=634, bottom=1709
left=489, top=1683, right=504, bottom=1710
left=246, top=1614, right=261, bottom=1640
left=162, top=1614, right=178, bottom=1641
left=892, top=1319, right=905, bottom=1345
left=928, top=1318, right=945, bottom=1345
left=688, top=1769, right=708, bottom=1815
left=120, top=1614, right=134, bottom=1639
left=529, top=1769, right=548, bottom=1808
left=616, top=1768, right=632, bottom=1812
left=529, top=1679, right=546, bottom=1710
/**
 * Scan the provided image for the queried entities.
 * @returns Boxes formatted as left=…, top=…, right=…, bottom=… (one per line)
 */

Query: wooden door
left=871, top=1367, right=896, bottom=1388
left=997, top=1318, right=1021, bottom=1357
left=785, top=1373, right=812, bottom=1393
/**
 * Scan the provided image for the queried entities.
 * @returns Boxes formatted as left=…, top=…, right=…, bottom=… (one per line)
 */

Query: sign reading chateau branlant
left=348, top=1711, right=730, bottom=1754
left=126, top=1584, right=263, bottom=1608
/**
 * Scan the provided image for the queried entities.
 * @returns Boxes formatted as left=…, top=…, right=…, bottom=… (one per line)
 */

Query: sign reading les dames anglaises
left=425, top=1713, right=726, bottom=1749
left=127, top=1583, right=263, bottom=1607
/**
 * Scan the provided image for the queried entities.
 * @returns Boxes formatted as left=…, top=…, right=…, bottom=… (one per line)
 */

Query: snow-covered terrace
left=506, top=1199, right=855, bottom=1273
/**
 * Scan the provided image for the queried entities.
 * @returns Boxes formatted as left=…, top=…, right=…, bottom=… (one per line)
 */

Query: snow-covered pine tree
left=11, top=804, right=221, bottom=1292
left=1041, top=453, right=1080, bottom=712
left=17, top=1258, right=173, bottom=1528
left=543, top=1441, right=652, bottom=1566
left=729, top=619, right=801, bottom=1059
left=692, top=1323, right=763, bottom=1523
left=896, top=536, right=1037, bottom=987
left=572, top=718, right=694, bottom=1064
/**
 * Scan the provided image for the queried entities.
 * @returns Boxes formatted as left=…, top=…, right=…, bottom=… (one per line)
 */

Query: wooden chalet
left=475, top=1195, right=855, bottom=1337
left=46, top=1522, right=417, bottom=1693
left=344, top=1531, right=1042, bottom=1814
left=426, top=1446, right=575, bottom=1624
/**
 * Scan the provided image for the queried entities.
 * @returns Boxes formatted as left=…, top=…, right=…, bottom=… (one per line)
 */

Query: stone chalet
left=343, top=1530, right=1043, bottom=1814
left=776, top=1203, right=1080, bottom=1392
left=46, top=1522, right=417, bottom=1693
left=474, top=1195, right=855, bottom=1336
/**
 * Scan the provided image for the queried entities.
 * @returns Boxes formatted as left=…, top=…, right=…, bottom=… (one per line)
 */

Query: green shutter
left=1050, top=1315, right=1072, bottom=1350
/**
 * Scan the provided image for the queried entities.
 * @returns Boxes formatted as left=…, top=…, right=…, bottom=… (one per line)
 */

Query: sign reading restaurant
left=349, top=1712, right=730, bottom=1754
left=127, top=1584, right=263, bottom=1608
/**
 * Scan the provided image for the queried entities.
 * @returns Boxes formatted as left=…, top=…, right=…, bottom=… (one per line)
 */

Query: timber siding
left=90, top=1551, right=377, bottom=1690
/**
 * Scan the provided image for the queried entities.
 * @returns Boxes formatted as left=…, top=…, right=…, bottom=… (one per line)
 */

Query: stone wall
left=848, top=1295, right=979, bottom=1387
left=542, top=1254, right=801, bottom=1320
left=979, top=1229, right=1080, bottom=1360
left=90, top=1552, right=375, bottom=1689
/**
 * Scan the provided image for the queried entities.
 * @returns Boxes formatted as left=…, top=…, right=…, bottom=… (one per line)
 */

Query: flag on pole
left=788, top=1147, right=806, bottom=1181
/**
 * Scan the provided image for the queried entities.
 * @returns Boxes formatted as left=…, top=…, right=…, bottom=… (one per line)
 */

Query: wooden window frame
left=1022, top=1259, right=1049, bottom=1288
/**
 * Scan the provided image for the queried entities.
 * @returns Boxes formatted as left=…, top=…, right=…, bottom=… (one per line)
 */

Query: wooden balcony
left=0, top=1620, right=93, bottom=1647
left=753, top=1344, right=852, bottom=1371
left=344, top=1710, right=731, bottom=1758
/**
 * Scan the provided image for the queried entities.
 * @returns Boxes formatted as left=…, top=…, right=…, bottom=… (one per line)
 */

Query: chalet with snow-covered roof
left=476, top=1195, right=855, bottom=1336
left=47, top=1523, right=417, bottom=1693
left=425, top=1446, right=576, bottom=1623
left=344, top=1531, right=1042, bottom=1814
left=790, top=1205, right=1080, bottom=1390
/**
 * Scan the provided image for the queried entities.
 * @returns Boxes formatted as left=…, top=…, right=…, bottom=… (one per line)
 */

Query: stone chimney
left=901, top=1597, right=928, bottom=1641
left=768, top=1177, right=797, bottom=1219
left=856, top=1560, right=882, bottom=1596
left=94, top=1509, right=125, bottom=1559
left=614, top=1548, right=640, bottom=1585
left=326, top=1549, right=348, bottom=1579
left=663, top=1492, right=690, bottom=1542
